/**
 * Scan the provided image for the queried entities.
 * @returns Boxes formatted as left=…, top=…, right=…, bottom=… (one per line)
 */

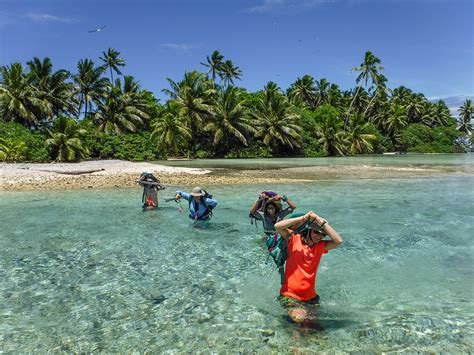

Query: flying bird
left=89, top=25, right=106, bottom=33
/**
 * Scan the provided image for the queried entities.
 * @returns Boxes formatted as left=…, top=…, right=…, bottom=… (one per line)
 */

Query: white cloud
left=24, top=13, right=78, bottom=23
left=247, top=0, right=286, bottom=13
left=160, top=43, right=200, bottom=51
left=428, top=95, right=474, bottom=116
left=246, top=0, right=336, bottom=13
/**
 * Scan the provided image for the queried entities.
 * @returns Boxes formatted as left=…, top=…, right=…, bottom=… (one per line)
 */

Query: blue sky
left=1, top=0, right=473, bottom=102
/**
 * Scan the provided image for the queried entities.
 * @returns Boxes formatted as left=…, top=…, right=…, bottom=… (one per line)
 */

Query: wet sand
left=1, top=159, right=472, bottom=191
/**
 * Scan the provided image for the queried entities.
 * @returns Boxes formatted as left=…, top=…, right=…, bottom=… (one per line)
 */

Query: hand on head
left=305, top=211, right=325, bottom=226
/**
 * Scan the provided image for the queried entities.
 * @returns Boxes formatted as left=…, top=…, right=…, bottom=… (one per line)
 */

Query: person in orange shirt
left=274, top=210, right=343, bottom=323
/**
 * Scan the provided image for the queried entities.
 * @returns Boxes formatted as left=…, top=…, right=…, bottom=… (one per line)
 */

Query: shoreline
left=1, top=160, right=473, bottom=191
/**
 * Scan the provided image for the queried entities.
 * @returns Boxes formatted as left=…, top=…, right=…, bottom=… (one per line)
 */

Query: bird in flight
left=89, top=25, right=106, bottom=33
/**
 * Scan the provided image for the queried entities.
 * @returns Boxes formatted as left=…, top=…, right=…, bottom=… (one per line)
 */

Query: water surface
left=1, top=175, right=473, bottom=352
left=154, top=153, right=474, bottom=170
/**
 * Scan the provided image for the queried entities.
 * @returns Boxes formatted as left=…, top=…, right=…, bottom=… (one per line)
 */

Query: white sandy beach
left=0, top=160, right=211, bottom=190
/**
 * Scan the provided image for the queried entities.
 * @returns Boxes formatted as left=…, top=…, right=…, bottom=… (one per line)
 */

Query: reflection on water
left=0, top=175, right=473, bottom=352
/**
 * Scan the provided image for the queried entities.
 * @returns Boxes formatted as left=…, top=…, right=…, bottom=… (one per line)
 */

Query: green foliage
left=194, top=149, right=213, bottom=159
left=400, top=124, right=434, bottom=149
left=401, top=123, right=462, bottom=153
left=367, top=125, right=387, bottom=154
left=0, top=50, right=468, bottom=161
left=0, top=121, right=49, bottom=161
left=224, top=146, right=273, bottom=158
left=0, top=137, right=26, bottom=161
left=84, top=131, right=158, bottom=161
left=297, top=108, right=325, bottom=156
left=45, top=116, right=89, bottom=161
left=313, top=104, right=348, bottom=156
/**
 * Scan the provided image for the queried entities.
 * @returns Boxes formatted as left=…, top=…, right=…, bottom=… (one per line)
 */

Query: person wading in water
left=274, top=210, right=343, bottom=324
left=175, top=187, right=218, bottom=221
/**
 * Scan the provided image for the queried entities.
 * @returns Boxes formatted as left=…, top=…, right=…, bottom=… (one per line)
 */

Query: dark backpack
left=138, top=172, right=165, bottom=206
left=190, top=189, right=215, bottom=220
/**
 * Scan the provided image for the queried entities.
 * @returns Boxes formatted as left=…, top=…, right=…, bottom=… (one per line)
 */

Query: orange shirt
left=280, top=234, right=328, bottom=301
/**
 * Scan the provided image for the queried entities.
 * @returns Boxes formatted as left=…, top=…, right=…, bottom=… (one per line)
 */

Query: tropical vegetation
left=0, top=48, right=470, bottom=162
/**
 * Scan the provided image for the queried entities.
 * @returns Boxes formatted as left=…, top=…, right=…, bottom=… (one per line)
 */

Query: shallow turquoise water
left=1, top=176, right=473, bottom=352
left=155, top=153, right=474, bottom=169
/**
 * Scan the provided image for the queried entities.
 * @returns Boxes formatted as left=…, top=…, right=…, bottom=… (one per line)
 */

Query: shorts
left=278, top=294, right=320, bottom=309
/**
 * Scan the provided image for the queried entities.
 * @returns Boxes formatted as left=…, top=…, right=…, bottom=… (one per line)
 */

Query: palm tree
left=0, top=137, right=27, bottom=162
left=457, top=99, right=473, bottom=135
left=201, top=50, right=224, bottom=83
left=346, top=51, right=384, bottom=122
left=73, top=59, right=109, bottom=120
left=0, top=62, right=51, bottom=128
left=417, top=101, right=451, bottom=128
left=252, top=83, right=302, bottom=153
left=419, top=101, right=435, bottom=127
left=315, top=106, right=348, bottom=156
left=385, top=103, right=408, bottom=148
left=287, top=75, right=317, bottom=109
left=27, top=57, right=54, bottom=84
left=27, top=57, right=76, bottom=118
left=204, top=86, right=255, bottom=153
left=262, top=81, right=282, bottom=103
left=219, top=60, right=242, bottom=87
left=94, top=80, right=149, bottom=134
left=351, top=88, right=370, bottom=118
left=122, top=75, right=140, bottom=94
left=392, top=86, right=412, bottom=104
left=327, top=83, right=343, bottom=108
left=405, top=93, right=425, bottom=123
left=163, top=71, right=214, bottom=157
left=151, top=101, right=191, bottom=155
left=433, top=101, right=453, bottom=127
left=347, top=113, right=377, bottom=154
left=45, top=116, right=89, bottom=161
left=315, top=78, right=330, bottom=106
left=99, top=48, right=125, bottom=82
left=363, top=74, right=390, bottom=117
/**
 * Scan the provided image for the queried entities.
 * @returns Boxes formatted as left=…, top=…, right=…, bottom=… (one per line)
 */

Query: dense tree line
left=0, top=48, right=472, bottom=162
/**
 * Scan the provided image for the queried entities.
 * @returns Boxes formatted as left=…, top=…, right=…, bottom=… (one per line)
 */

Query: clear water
left=155, top=153, right=474, bottom=169
left=1, top=176, right=473, bottom=351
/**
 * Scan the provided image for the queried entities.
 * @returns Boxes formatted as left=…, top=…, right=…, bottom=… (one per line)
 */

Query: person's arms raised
left=274, top=211, right=313, bottom=240
left=249, top=193, right=266, bottom=215
left=283, top=195, right=297, bottom=211
left=306, top=211, right=343, bottom=251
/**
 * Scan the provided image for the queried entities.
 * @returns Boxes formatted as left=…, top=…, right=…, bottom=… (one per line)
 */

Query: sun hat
left=190, top=186, right=205, bottom=197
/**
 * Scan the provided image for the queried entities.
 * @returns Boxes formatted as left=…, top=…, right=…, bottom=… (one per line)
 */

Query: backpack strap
left=188, top=196, right=214, bottom=220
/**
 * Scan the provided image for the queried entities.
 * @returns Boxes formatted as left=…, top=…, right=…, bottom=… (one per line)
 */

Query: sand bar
left=1, top=159, right=472, bottom=191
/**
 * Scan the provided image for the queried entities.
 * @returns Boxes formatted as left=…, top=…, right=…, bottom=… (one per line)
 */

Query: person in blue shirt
left=175, top=187, right=218, bottom=221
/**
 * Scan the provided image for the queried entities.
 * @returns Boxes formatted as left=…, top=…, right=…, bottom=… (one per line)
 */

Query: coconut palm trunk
left=345, top=85, right=362, bottom=124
